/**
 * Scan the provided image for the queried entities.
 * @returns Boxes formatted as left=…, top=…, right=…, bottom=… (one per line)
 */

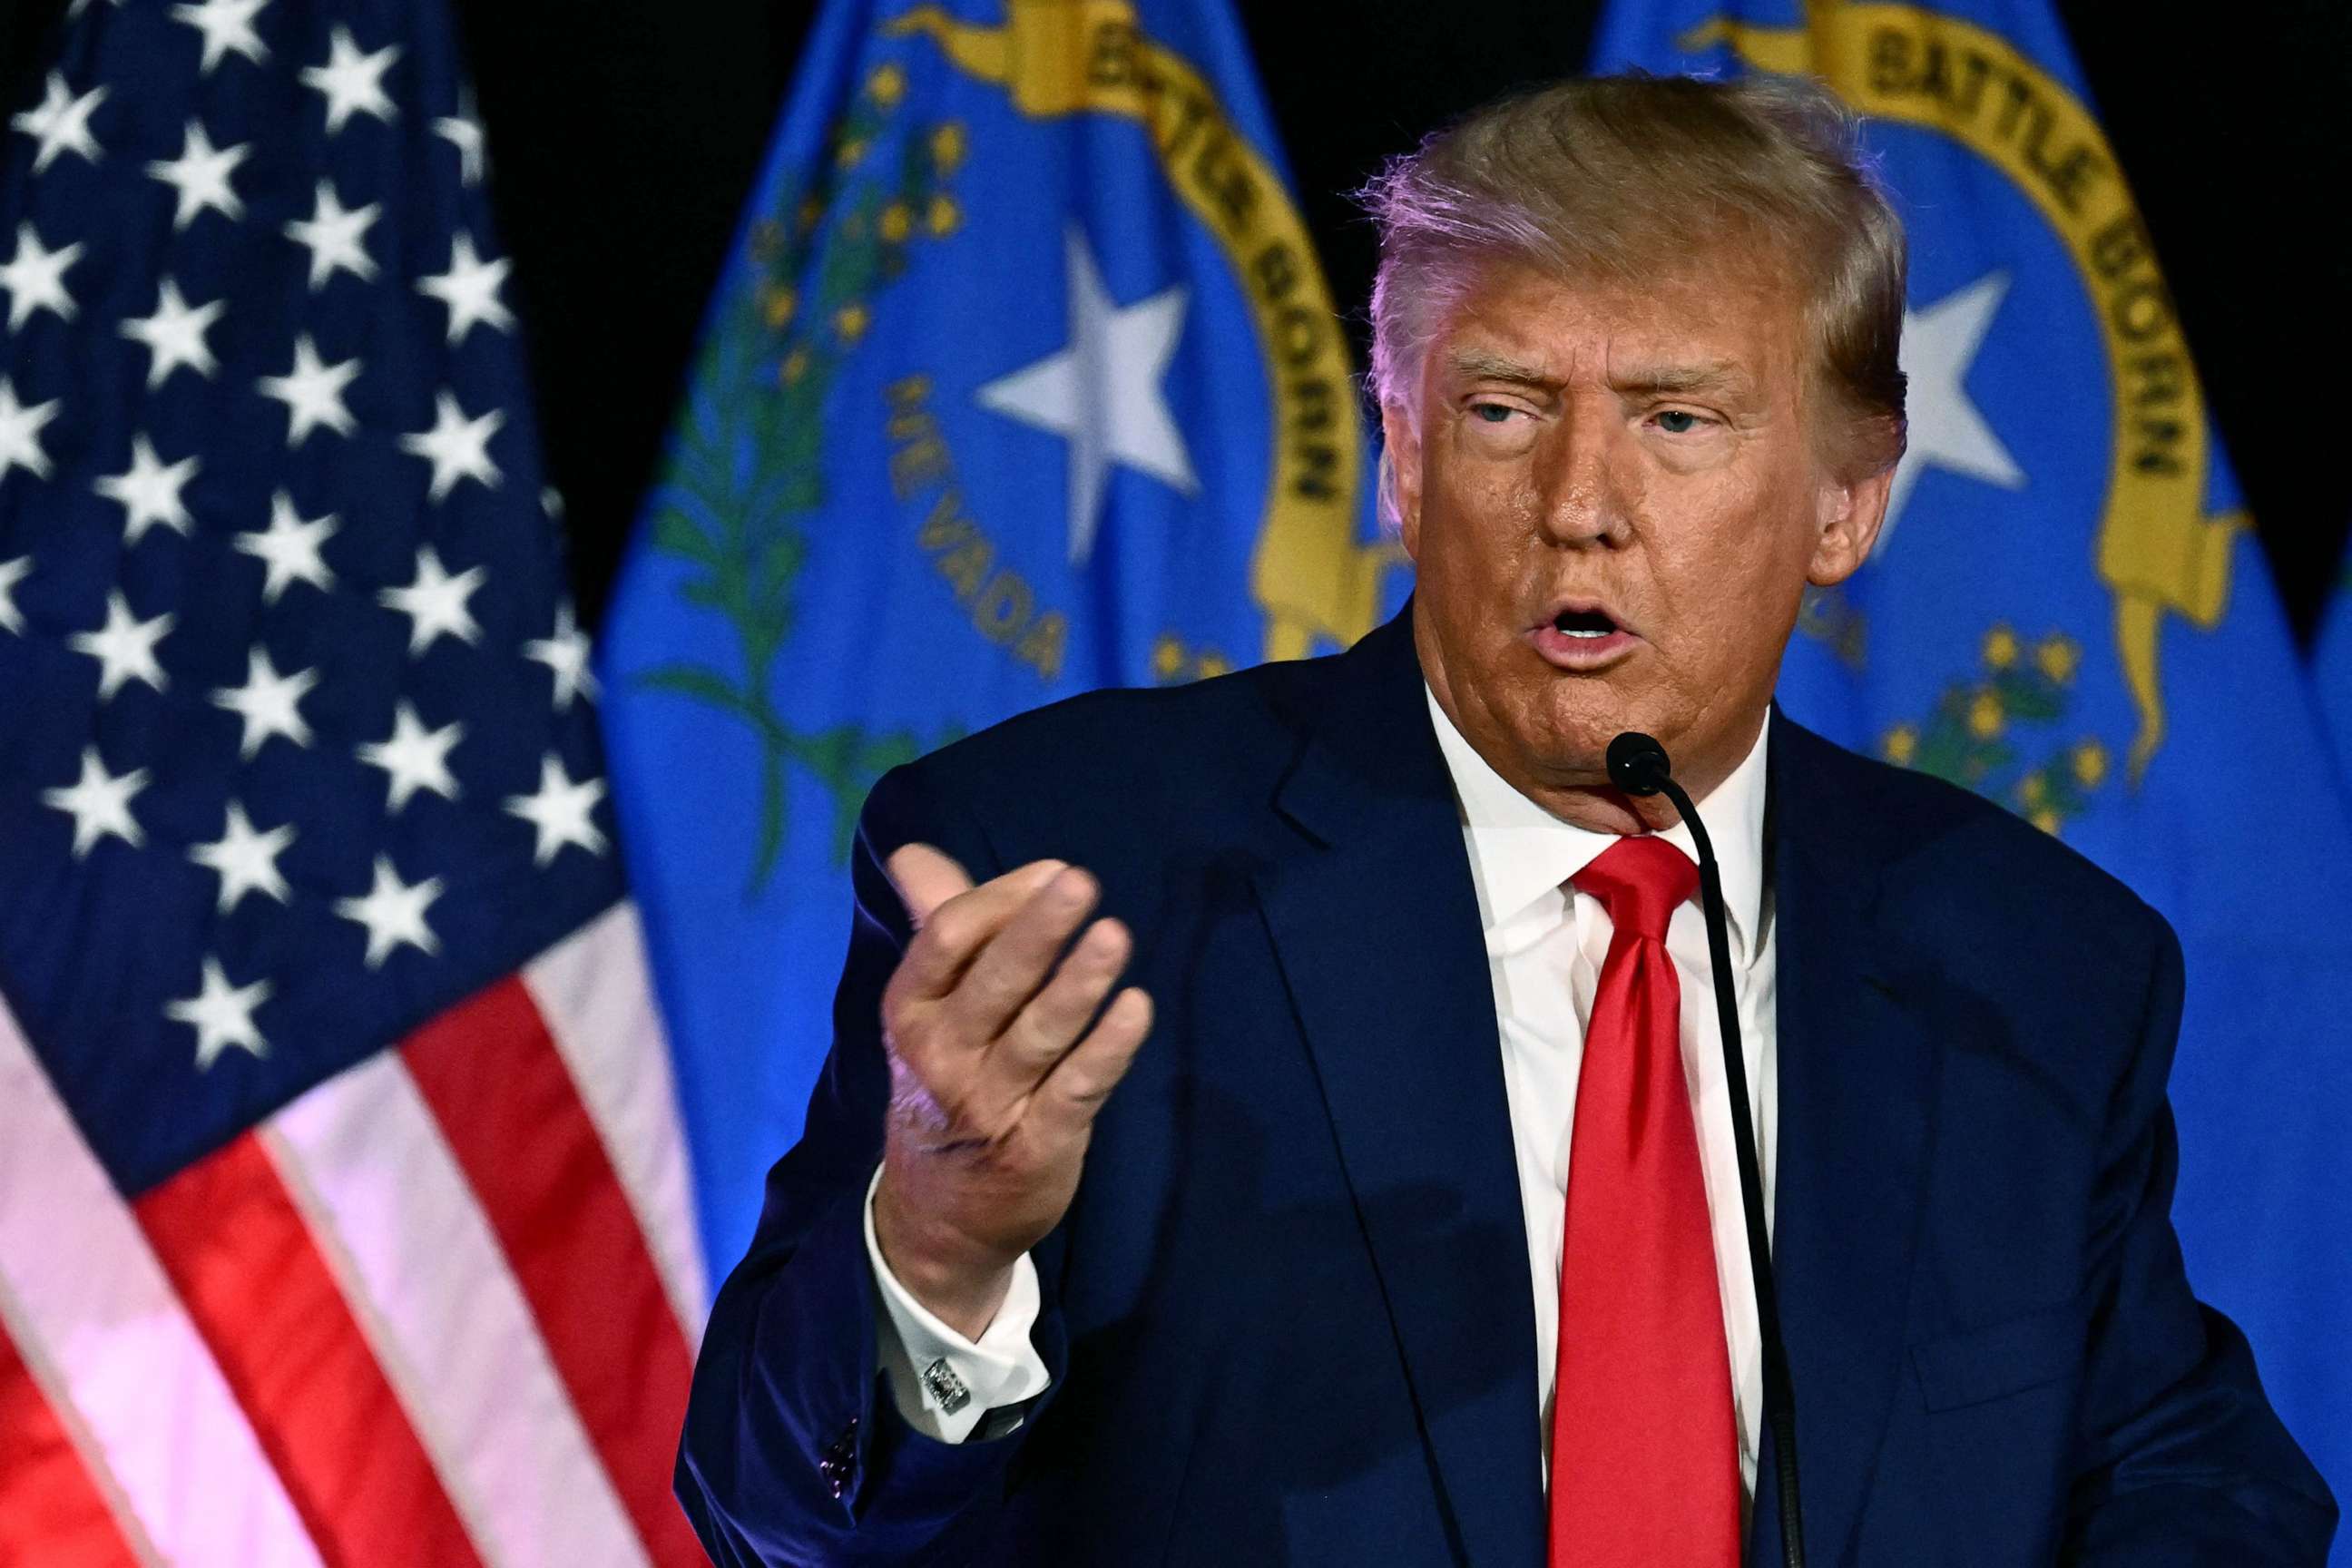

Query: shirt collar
left=1425, top=687, right=1771, bottom=964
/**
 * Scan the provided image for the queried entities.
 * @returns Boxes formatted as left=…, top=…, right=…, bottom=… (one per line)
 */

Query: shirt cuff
left=864, top=1164, right=1052, bottom=1443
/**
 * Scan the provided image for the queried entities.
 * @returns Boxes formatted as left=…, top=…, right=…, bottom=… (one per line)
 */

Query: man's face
left=1386, top=256, right=1891, bottom=825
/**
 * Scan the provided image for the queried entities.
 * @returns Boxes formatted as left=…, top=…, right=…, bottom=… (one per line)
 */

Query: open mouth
left=1528, top=602, right=1640, bottom=670
left=1551, top=607, right=1620, bottom=640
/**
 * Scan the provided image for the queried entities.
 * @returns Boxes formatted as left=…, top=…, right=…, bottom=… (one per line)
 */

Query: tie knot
left=1572, top=836, right=1697, bottom=942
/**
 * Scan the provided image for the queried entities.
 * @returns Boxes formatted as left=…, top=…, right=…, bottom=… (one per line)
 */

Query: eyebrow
left=1610, top=359, right=1753, bottom=398
left=1444, top=348, right=1557, bottom=389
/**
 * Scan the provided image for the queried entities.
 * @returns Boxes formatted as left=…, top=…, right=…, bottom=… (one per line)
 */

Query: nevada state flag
left=598, top=0, right=1400, bottom=1283
left=1592, top=0, right=2352, bottom=1536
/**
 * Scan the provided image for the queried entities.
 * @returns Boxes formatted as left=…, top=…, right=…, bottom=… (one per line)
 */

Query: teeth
left=1561, top=628, right=1610, bottom=639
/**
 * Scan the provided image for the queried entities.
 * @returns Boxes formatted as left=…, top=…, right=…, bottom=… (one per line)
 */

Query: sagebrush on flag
left=1591, top=0, right=2352, bottom=1537
left=0, top=1, right=705, bottom=1563
left=600, top=0, right=1403, bottom=1279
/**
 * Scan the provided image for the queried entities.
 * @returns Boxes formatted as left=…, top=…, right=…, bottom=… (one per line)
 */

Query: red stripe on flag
left=402, top=977, right=702, bottom=1567
left=0, top=1325, right=142, bottom=1568
left=134, top=1134, right=485, bottom=1568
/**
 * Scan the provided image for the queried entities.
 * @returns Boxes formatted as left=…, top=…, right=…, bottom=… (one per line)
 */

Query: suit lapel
left=1749, top=712, right=1940, bottom=1568
left=1251, top=612, right=1546, bottom=1568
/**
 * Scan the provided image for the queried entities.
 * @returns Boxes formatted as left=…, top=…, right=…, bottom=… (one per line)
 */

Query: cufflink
left=920, top=1357, right=973, bottom=1415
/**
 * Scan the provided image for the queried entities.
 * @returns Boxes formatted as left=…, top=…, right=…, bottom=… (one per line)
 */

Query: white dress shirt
left=866, top=696, right=1779, bottom=1494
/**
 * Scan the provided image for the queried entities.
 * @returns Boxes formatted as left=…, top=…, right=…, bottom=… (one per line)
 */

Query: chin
left=1518, top=682, right=1636, bottom=783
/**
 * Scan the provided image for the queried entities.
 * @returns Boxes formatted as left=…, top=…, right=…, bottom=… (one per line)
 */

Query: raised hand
left=870, top=844, right=1153, bottom=1338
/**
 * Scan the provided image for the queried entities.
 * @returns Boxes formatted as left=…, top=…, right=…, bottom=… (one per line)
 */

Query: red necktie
left=1549, top=836, right=1740, bottom=1566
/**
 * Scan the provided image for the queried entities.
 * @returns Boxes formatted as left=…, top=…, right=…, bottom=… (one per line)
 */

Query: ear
left=1379, top=401, right=1426, bottom=561
left=1807, top=457, right=1895, bottom=587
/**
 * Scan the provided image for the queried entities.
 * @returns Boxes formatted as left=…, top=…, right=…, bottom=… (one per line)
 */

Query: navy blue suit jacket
left=677, top=607, right=2336, bottom=1566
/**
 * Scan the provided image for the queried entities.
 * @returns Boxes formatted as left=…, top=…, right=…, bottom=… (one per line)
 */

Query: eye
left=1653, top=408, right=1707, bottom=435
left=1469, top=402, right=1520, bottom=425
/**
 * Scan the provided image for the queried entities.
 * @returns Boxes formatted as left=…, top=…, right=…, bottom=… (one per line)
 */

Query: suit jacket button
left=817, top=1416, right=859, bottom=1499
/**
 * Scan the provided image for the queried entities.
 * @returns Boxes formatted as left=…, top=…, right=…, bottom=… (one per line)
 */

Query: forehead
left=1430, top=256, right=1810, bottom=390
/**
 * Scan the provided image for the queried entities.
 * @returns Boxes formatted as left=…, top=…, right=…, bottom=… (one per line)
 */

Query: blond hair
left=1363, top=73, right=1908, bottom=481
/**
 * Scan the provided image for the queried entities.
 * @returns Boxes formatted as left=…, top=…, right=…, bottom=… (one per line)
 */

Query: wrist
left=872, top=1167, right=1018, bottom=1339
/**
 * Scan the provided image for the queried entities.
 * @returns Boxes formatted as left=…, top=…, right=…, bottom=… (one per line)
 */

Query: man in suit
left=675, top=74, right=2336, bottom=1565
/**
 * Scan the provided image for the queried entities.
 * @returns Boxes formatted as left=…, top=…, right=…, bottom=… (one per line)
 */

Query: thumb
left=885, top=842, right=975, bottom=927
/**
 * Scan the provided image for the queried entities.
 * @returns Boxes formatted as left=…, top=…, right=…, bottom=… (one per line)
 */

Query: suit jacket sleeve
left=675, top=760, right=1069, bottom=1566
left=2059, top=910, right=2337, bottom=1564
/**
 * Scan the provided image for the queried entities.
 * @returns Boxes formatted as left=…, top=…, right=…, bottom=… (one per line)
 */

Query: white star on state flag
left=258, top=333, right=359, bottom=446
left=399, top=390, right=504, bottom=500
left=301, top=25, right=400, bottom=135
left=524, top=603, right=596, bottom=710
left=235, top=490, right=338, bottom=602
left=336, top=854, right=443, bottom=967
left=0, top=377, right=62, bottom=482
left=167, top=957, right=272, bottom=1069
left=377, top=544, right=485, bottom=653
left=975, top=224, right=1198, bottom=565
left=0, top=221, right=83, bottom=329
left=11, top=73, right=106, bottom=173
left=0, top=554, right=28, bottom=634
left=433, top=95, right=485, bottom=185
left=188, top=800, right=296, bottom=914
left=171, top=0, right=270, bottom=75
left=120, top=278, right=224, bottom=389
left=94, top=435, right=200, bottom=544
left=284, top=179, right=379, bottom=289
left=416, top=233, right=513, bottom=346
left=42, top=744, right=148, bottom=858
left=211, top=646, right=318, bottom=758
left=69, top=589, right=172, bottom=699
left=1879, top=270, right=2029, bottom=554
left=145, top=118, right=249, bottom=230
left=357, top=700, right=463, bottom=811
left=505, top=753, right=608, bottom=866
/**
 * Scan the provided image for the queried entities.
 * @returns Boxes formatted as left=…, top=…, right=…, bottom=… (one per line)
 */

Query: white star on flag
left=234, top=490, right=338, bottom=602
left=301, top=25, right=400, bottom=134
left=505, top=753, right=608, bottom=866
left=433, top=95, right=485, bottom=185
left=145, top=118, right=249, bottom=230
left=93, top=435, right=200, bottom=544
left=211, top=646, right=318, bottom=758
left=42, top=744, right=148, bottom=857
left=11, top=73, right=106, bottom=173
left=119, top=278, right=225, bottom=388
left=335, top=854, right=443, bottom=967
left=68, top=589, right=172, bottom=699
left=0, top=555, right=29, bottom=634
left=166, top=957, right=272, bottom=1069
left=0, top=376, right=61, bottom=482
left=524, top=603, right=596, bottom=710
left=0, top=377, right=62, bottom=482
left=284, top=180, right=380, bottom=289
left=377, top=544, right=485, bottom=653
left=400, top=390, right=504, bottom=500
left=1879, top=270, right=2029, bottom=554
left=0, top=221, right=83, bottom=329
left=170, top=0, right=271, bottom=75
left=416, top=233, right=513, bottom=345
left=975, top=224, right=1198, bottom=565
left=188, top=800, right=296, bottom=914
left=357, top=700, right=463, bottom=811
left=257, top=333, right=360, bottom=445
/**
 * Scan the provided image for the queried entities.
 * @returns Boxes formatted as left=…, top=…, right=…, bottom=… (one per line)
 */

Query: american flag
left=0, top=2, right=708, bottom=1563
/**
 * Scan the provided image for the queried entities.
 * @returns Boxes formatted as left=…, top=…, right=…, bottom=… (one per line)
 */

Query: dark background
left=6, top=0, right=2347, bottom=639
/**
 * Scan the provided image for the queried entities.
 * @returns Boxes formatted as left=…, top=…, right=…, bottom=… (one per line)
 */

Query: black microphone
left=1608, top=730, right=1805, bottom=1568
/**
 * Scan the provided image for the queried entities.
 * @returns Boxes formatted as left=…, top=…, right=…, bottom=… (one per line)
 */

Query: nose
left=1535, top=407, right=1631, bottom=549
